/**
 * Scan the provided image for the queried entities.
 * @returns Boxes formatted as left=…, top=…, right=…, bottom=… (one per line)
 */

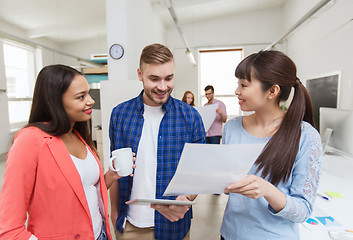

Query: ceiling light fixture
left=185, top=49, right=197, bottom=66
left=166, top=1, right=197, bottom=66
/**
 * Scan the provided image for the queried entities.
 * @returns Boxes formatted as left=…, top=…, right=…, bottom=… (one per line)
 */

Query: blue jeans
left=97, top=221, right=108, bottom=240
left=206, top=136, right=221, bottom=144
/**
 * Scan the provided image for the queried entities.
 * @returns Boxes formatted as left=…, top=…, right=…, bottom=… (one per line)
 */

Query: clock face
left=109, top=44, right=124, bottom=60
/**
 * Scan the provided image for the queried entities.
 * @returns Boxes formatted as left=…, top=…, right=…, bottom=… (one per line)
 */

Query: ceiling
left=0, top=0, right=107, bottom=44
left=0, top=0, right=288, bottom=45
left=151, top=0, right=288, bottom=27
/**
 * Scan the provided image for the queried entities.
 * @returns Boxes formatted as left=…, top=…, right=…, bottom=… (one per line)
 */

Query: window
left=3, top=42, right=36, bottom=130
left=200, top=49, right=243, bottom=118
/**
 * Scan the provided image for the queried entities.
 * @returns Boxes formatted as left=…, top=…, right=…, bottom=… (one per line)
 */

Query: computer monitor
left=319, top=107, right=353, bottom=158
left=321, top=128, right=333, bottom=153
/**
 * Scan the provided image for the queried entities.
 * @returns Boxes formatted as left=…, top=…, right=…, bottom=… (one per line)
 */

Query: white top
left=127, top=104, right=165, bottom=228
left=71, top=146, right=102, bottom=239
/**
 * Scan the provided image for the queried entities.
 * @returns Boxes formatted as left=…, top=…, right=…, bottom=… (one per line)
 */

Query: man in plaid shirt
left=109, top=43, right=206, bottom=240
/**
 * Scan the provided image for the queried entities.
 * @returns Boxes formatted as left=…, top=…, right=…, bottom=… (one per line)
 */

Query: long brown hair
left=182, top=91, right=195, bottom=106
left=26, top=64, right=98, bottom=157
left=235, top=50, right=314, bottom=185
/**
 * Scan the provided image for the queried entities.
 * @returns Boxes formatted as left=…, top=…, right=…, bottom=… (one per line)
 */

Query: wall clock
left=109, top=44, right=124, bottom=60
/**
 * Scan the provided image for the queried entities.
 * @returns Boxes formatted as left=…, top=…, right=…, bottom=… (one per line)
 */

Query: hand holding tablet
left=127, top=195, right=195, bottom=222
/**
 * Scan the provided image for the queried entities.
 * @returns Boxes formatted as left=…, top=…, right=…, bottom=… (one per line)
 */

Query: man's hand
left=150, top=195, right=191, bottom=222
left=216, top=107, right=227, bottom=122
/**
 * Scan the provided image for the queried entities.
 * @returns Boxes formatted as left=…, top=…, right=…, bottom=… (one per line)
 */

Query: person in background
left=182, top=90, right=195, bottom=106
left=109, top=43, right=206, bottom=240
left=0, top=64, right=129, bottom=240
left=220, top=50, right=323, bottom=240
left=204, top=85, right=227, bottom=144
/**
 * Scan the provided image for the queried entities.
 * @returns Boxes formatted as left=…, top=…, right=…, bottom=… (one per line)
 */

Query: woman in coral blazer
left=0, top=65, right=125, bottom=239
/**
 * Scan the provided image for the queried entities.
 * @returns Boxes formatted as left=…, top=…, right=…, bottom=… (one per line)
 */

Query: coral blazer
left=0, top=127, right=112, bottom=240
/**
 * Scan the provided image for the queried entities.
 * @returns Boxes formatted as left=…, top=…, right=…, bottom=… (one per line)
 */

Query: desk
left=300, top=155, right=353, bottom=239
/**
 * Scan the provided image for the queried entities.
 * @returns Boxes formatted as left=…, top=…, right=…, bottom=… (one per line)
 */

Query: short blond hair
left=139, top=43, right=174, bottom=69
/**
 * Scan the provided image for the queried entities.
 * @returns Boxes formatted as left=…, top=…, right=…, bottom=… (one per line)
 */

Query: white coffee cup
left=109, top=148, right=133, bottom=177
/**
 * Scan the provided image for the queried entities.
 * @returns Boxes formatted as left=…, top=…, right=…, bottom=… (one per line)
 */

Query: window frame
left=2, top=40, right=37, bottom=131
left=199, top=48, right=244, bottom=119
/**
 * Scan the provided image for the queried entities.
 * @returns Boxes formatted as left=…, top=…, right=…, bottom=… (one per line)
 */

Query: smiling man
left=109, top=43, right=206, bottom=240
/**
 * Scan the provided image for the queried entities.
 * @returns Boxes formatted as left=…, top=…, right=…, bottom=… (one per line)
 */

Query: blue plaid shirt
left=109, top=91, right=206, bottom=240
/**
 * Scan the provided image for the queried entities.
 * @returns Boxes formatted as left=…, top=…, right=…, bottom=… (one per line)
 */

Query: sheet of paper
left=303, top=206, right=343, bottom=231
left=163, top=143, right=265, bottom=196
left=194, top=103, right=218, bottom=132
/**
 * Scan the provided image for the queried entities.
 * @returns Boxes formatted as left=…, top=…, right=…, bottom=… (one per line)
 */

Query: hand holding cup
left=109, top=148, right=135, bottom=177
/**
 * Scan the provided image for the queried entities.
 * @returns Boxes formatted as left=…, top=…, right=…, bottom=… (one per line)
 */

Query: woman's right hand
left=110, top=152, right=136, bottom=179
left=104, top=153, right=136, bottom=189
left=224, top=175, right=287, bottom=212
left=224, top=175, right=270, bottom=199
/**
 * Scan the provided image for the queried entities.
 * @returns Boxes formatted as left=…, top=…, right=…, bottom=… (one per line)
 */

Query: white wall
left=166, top=7, right=284, bottom=102
left=101, top=0, right=165, bottom=168
left=283, top=0, right=353, bottom=110
left=0, top=19, right=105, bottom=154
left=61, top=34, right=107, bottom=60
left=167, top=0, right=353, bottom=114
left=172, top=48, right=199, bottom=103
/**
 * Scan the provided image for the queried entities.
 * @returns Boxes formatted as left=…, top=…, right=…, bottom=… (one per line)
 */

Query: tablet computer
left=126, top=198, right=196, bottom=206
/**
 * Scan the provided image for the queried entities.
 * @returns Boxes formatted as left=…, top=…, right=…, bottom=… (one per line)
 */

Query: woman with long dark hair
left=0, top=65, right=127, bottom=240
left=220, top=51, right=323, bottom=240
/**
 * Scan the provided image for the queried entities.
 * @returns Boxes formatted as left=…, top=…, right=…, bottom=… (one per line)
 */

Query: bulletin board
left=306, top=73, right=340, bottom=131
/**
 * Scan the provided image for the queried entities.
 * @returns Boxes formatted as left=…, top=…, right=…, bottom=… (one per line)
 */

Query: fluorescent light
left=186, top=49, right=196, bottom=66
